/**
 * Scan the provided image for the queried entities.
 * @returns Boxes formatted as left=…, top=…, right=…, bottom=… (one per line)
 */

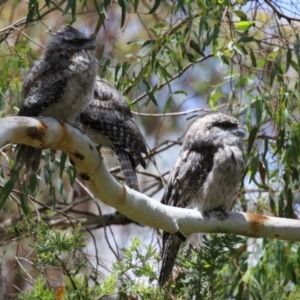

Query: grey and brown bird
left=16, top=25, right=98, bottom=171
left=79, top=76, right=147, bottom=191
left=158, top=112, right=245, bottom=286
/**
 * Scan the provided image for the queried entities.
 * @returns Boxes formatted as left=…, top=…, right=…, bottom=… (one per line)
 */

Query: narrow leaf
left=236, top=21, right=255, bottom=31
left=258, top=160, right=266, bottom=185
left=286, top=48, right=292, bottom=71
left=238, top=36, right=254, bottom=43
left=255, top=98, right=263, bottom=125
left=0, top=171, right=19, bottom=210
left=118, top=0, right=129, bottom=28
left=190, top=40, right=205, bottom=56
left=270, top=61, right=277, bottom=86
left=249, top=48, right=257, bottom=67
left=138, top=40, right=155, bottom=57
left=60, top=152, right=68, bottom=177
left=233, top=10, right=248, bottom=21
left=20, top=182, right=30, bottom=215
left=163, top=97, right=172, bottom=113
left=29, top=173, right=38, bottom=195
left=248, top=126, right=258, bottom=154
left=63, top=0, right=76, bottom=20
left=148, top=0, right=160, bottom=14
left=133, top=0, right=139, bottom=12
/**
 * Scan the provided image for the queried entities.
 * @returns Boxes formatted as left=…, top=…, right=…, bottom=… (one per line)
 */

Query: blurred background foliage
left=1, top=0, right=300, bottom=298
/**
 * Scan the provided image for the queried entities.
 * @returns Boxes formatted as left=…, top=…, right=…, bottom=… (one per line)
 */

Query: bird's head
left=209, top=112, right=246, bottom=139
left=44, top=26, right=96, bottom=59
left=184, top=112, right=246, bottom=148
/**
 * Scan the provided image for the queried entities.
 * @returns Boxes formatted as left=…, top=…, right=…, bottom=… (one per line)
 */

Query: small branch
left=131, top=54, right=214, bottom=104
left=131, top=107, right=221, bottom=117
left=264, top=0, right=300, bottom=24
left=0, top=0, right=66, bottom=43
left=0, top=116, right=299, bottom=241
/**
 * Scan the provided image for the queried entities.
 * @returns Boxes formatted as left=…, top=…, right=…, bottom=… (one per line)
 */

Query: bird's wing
left=80, top=77, right=147, bottom=161
left=159, top=147, right=214, bottom=286
left=161, top=147, right=214, bottom=208
left=16, top=62, right=69, bottom=172
left=18, top=61, right=68, bottom=116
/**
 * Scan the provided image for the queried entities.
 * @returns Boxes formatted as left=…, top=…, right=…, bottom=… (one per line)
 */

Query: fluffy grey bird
left=79, top=76, right=147, bottom=191
left=16, top=26, right=98, bottom=171
left=159, top=112, right=245, bottom=286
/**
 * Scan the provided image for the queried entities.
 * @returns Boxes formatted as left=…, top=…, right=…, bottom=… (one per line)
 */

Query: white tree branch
left=1, top=116, right=300, bottom=241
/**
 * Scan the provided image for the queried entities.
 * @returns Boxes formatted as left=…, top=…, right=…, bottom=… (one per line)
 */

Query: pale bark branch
left=1, top=116, right=300, bottom=242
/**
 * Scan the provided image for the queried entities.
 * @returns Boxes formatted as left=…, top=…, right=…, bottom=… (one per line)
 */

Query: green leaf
left=209, top=92, right=224, bottom=109
left=26, top=0, right=39, bottom=22
left=190, top=40, right=205, bottom=56
left=286, top=48, right=292, bottom=71
left=148, top=0, right=160, bottom=14
left=133, top=0, right=139, bottom=12
left=20, top=182, right=30, bottom=215
left=174, top=90, right=188, bottom=96
left=238, top=36, right=254, bottom=43
left=154, top=23, right=166, bottom=29
left=94, top=10, right=107, bottom=32
left=29, top=173, right=38, bottom=195
left=248, top=126, right=258, bottom=154
left=57, top=177, right=67, bottom=203
left=290, top=59, right=299, bottom=72
left=100, top=58, right=111, bottom=78
left=67, top=167, right=77, bottom=186
left=127, top=39, right=145, bottom=45
left=118, top=0, right=129, bottom=28
left=60, top=152, right=68, bottom=177
left=163, top=96, right=172, bottom=113
left=198, top=0, right=207, bottom=13
left=249, top=48, right=257, bottom=68
left=233, top=10, right=248, bottom=21
left=142, top=80, right=157, bottom=106
left=234, top=76, right=248, bottom=88
left=295, top=34, right=300, bottom=69
left=63, top=0, right=76, bottom=20
left=0, top=171, right=19, bottom=210
left=138, top=40, right=155, bottom=57
left=234, top=43, right=248, bottom=55
left=212, top=25, right=220, bottom=52
left=255, top=98, right=263, bottom=125
left=236, top=21, right=255, bottom=31
left=270, top=54, right=282, bottom=86
left=249, top=155, right=259, bottom=183
left=217, top=51, right=230, bottom=65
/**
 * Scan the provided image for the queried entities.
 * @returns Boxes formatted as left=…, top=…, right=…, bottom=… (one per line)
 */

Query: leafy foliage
left=18, top=277, right=55, bottom=300
left=163, top=234, right=245, bottom=299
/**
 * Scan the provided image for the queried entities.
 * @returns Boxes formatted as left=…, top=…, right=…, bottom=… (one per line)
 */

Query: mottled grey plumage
left=16, top=26, right=98, bottom=171
left=159, top=112, right=245, bottom=286
left=80, top=76, right=147, bottom=191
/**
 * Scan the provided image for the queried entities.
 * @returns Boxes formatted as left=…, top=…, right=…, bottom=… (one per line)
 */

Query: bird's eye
left=63, top=37, right=84, bottom=44
left=213, top=121, right=237, bottom=130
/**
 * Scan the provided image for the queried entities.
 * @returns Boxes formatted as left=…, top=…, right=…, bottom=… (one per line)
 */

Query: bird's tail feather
left=114, top=146, right=139, bottom=191
left=15, top=145, right=42, bottom=172
left=159, top=233, right=182, bottom=287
